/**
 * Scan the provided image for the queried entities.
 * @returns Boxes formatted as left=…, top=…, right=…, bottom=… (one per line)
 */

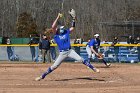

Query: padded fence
left=0, top=44, right=140, bottom=63
left=0, top=46, right=33, bottom=61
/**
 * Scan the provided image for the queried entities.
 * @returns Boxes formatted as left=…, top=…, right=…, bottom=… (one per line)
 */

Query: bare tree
left=0, top=0, right=139, bottom=41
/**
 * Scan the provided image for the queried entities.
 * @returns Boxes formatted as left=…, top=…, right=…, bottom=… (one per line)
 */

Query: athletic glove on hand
left=68, top=9, right=76, bottom=19
left=97, top=53, right=103, bottom=59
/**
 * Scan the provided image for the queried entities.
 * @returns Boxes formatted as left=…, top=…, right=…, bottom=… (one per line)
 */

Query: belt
left=59, top=48, right=71, bottom=52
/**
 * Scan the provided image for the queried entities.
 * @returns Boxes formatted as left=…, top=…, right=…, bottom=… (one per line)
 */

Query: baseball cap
left=94, top=34, right=99, bottom=37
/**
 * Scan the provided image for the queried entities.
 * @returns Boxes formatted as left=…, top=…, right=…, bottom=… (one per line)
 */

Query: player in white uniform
left=35, top=13, right=99, bottom=81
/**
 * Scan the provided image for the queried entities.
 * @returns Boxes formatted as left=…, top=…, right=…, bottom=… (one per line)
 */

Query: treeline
left=0, top=0, right=139, bottom=41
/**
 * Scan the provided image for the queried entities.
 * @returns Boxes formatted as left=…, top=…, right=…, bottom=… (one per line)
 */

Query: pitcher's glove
left=68, top=9, right=76, bottom=19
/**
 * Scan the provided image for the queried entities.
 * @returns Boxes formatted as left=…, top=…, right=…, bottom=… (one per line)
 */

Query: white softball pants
left=86, top=45, right=95, bottom=59
left=50, top=49, right=83, bottom=70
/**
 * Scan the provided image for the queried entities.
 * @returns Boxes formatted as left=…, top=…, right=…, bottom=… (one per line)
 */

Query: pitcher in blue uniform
left=35, top=13, right=99, bottom=81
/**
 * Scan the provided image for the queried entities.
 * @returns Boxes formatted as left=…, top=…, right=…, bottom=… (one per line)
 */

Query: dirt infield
left=0, top=62, right=140, bottom=93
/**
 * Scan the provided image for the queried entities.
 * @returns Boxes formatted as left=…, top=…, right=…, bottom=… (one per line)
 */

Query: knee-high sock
left=102, top=59, right=107, bottom=65
left=83, top=60, right=95, bottom=70
left=41, top=67, right=52, bottom=79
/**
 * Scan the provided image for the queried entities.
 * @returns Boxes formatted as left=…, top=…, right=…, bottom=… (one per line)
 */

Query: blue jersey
left=88, top=39, right=99, bottom=49
left=54, top=29, right=71, bottom=51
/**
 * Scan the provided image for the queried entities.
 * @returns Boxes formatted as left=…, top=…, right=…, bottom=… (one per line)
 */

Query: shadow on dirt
left=53, top=77, right=105, bottom=82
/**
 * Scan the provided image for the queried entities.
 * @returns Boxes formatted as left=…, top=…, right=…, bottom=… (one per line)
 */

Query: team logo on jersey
left=59, top=35, right=66, bottom=40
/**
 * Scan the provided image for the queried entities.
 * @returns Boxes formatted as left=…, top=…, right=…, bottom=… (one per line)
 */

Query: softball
left=59, top=13, right=63, bottom=17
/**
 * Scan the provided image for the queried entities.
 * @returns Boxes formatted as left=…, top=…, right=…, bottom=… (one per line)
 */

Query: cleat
left=106, top=63, right=111, bottom=67
left=93, top=68, right=100, bottom=73
left=35, top=76, right=42, bottom=81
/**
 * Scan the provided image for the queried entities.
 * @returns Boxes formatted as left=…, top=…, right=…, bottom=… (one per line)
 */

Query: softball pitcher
left=86, top=34, right=111, bottom=67
left=35, top=11, right=99, bottom=81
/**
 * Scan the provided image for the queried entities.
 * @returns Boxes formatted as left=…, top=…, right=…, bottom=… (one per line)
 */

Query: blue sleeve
left=89, top=39, right=95, bottom=47
left=66, top=29, right=70, bottom=34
